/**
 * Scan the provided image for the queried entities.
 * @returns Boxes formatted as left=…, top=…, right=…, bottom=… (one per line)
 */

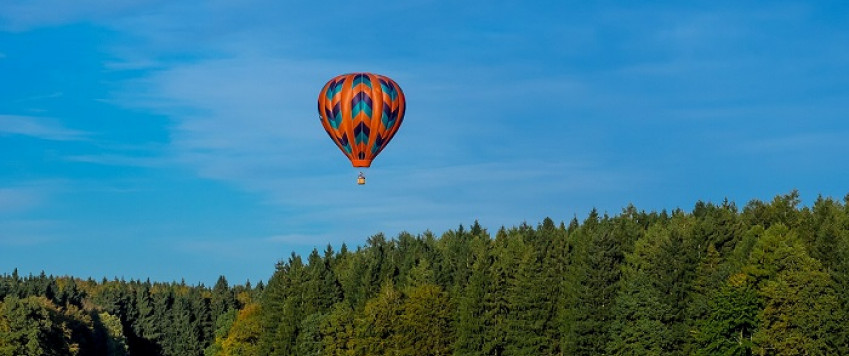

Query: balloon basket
left=357, top=176, right=366, bottom=185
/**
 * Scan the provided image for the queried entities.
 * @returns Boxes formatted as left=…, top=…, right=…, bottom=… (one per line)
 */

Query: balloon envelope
left=318, top=73, right=406, bottom=168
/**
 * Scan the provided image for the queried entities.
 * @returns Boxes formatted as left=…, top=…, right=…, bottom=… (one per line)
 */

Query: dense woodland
left=2, top=191, right=849, bottom=355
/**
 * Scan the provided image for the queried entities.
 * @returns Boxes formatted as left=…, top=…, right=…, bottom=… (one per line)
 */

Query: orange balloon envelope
left=318, top=73, right=406, bottom=168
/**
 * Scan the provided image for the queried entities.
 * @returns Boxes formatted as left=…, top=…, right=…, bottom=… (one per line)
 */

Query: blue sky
left=2, top=1, right=848, bottom=285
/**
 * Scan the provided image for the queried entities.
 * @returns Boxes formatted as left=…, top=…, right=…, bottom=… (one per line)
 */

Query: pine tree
left=748, top=224, right=839, bottom=355
left=259, top=253, right=304, bottom=355
left=695, top=273, right=759, bottom=356
left=453, top=235, right=491, bottom=355
left=320, top=303, right=356, bottom=356
left=505, top=232, right=556, bottom=355
left=354, top=280, right=404, bottom=355
left=686, top=243, right=723, bottom=352
left=170, top=294, right=203, bottom=356
left=130, top=282, right=161, bottom=355
left=0, top=296, right=72, bottom=356
left=153, top=288, right=176, bottom=354
left=480, top=228, right=511, bottom=356
left=399, top=259, right=453, bottom=356
left=211, top=276, right=237, bottom=326
left=562, top=211, right=624, bottom=355
left=295, top=312, right=326, bottom=356
left=608, top=220, right=697, bottom=356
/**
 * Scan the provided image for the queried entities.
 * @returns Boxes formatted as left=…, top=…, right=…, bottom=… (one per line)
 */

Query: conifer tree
left=320, top=303, right=356, bottom=356
left=453, top=235, right=491, bottom=355
left=505, top=232, right=556, bottom=355
left=695, top=273, right=759, bottom=355
left=354, top=280, right=404, bottom=355
left=399, top=258, right=454, bottom=356
left=747, top=224, right=839, bottom=355
left=562, top=211, right=624, bottom=355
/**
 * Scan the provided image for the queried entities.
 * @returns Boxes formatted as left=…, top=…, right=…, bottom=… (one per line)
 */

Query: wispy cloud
left=0, top=219, right=61, bottom=246
left=112, top=55, right=368, bottom=182
left=0, top=180, right=66, bottom=214
left=0, top=187, right=43, bottom=213
left=0, top=115, right=89, bottom=141
left=0, top=180, right=68, bottom=246
left=737, top=132, right=849, bottom=154
left=64, top=153, right=167, bottom=168
left=0, top=1, right=163, bottom=31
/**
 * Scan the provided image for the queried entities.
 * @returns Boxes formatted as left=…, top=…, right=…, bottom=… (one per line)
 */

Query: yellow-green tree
left=354, top=281, right=404, bottom=355
left=747, top=224, right=838, bottom=355
left=214, top=303, right=261, bottom=356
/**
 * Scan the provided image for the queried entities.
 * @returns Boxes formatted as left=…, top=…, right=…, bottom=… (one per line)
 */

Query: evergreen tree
left=393, top=257, right=453, bottom=355
left=686, top=243, right=724, bottom=352
left=0, top=296, right=72, bottom=356
left=562, top=211, right=624, bottom=355
left=479, top=228, right=511, bottom=356
left=320, top=303, right=356, bottom=356
left=211, top=276, right=237, bottom=326
left=400, top=283, right=453, bottom=355
left=505, top=232, right=556, bottom=355
left=295, top=312, right=326, bottom=356
left=99, top=311, right=130, bottom=356
left=695, top=273, right=759, bottom=356
left=214, top=303, right=262, bottom=356
left=747, top=224, right=839, bottom=355
left=608, top=220, right=697, bottom=355
left=154, top=288, right=176, bottom=355
left=130, top=282, right=162, bottom=355
left=453, top=235, right=491, bottom=355
left=354, top=280, right=404, bottom=355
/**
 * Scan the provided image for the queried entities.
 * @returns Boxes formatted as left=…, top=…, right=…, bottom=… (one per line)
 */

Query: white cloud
left=113, top=55, right=378, bottom=182
left=0, top=115, right=89, bottom=141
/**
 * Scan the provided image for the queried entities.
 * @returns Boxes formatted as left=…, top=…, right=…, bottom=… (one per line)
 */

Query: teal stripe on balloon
left=352, top=102, right=361, bottom=117
left=356, top=131, right=368, bottom=144
left=352, top=101, right=372, bottom=118
left=325, top=80, right=342, bottom=100
left=380, top=82, right=397, bottom=101
left=329, top=114, right=341, bottom=129
left=352, top=74, right=372, bottom=89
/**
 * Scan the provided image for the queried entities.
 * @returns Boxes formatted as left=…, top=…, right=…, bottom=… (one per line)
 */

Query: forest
left=1, top=191, right=848, bottom=355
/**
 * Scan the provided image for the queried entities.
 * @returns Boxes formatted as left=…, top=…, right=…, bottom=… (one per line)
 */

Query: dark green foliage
left=0, top=273, right=250, bottom=356
left=695, top=273, right=759, bottom=356
left=4, top=192, right=849, bottom=355
left=0, top=296, right=72, bottom=356
left=608, top=220, right=698, bottom=356
left=453, top=234, right=492, bottom=355
left=562, top=211, right=626, bottom=355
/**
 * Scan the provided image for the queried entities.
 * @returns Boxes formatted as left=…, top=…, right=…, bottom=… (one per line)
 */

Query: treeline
left=3, top=191, right=849, bottom=355
left=221, top=191, right=849, bottom=355
left=0, top=272, right=259, bottom=355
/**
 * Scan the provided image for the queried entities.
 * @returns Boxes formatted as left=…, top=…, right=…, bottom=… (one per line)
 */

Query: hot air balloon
left=318, top=73, right=406, bottom=185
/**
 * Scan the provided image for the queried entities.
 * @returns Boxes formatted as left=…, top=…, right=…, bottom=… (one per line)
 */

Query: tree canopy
left=3, top=191, right=848, bottom=355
